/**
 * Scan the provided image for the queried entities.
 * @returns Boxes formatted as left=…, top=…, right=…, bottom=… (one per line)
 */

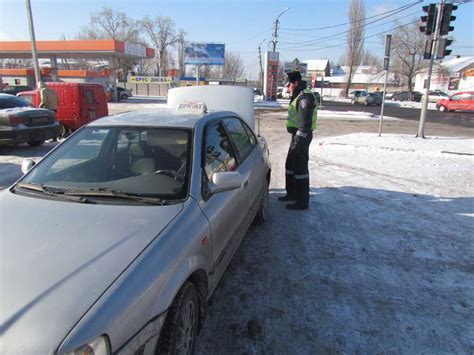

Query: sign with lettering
left=129, top=76, right=173, bottom=84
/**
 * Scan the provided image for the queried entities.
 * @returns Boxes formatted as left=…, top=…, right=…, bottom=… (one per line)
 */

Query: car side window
left=85, top=90, right=94, bottom=104
left=451, top=94, right=462, bottom=101
left=204, top=122, right=237, bottom=181
left=223, top=118, right=256, bottom=162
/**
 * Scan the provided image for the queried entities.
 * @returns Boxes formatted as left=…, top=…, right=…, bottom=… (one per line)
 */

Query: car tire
left=120, top=94, right=129, bottom=100
left=438, top=105, right=447, bottom=112
left=364, top=100, right=369, bottom=106
left=157, top=281, right=199, bottom=355
left=59, top=123, right=70, bottom=138
left=254, top=179, right=269, bottom=225
left=351, top=99, right=356, bottom=105
left=27, top=140, right=44, bottom=147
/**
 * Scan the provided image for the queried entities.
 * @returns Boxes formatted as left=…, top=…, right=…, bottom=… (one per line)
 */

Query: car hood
left=0, top=190, right=183, bottom=354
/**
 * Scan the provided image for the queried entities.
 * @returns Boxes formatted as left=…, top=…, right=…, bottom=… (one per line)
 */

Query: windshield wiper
left=15, top=183, right=95, bottom=204
left=62, top=187, right=168, bottom=205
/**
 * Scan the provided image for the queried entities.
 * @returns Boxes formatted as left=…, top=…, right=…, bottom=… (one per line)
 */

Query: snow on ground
left=195, top=120, right=474, bottom=353
left=329, top=96, right=438, bottom=110
left=260, top=109, right=400, bottom=121
left=1, top=108, right=473, bottom=353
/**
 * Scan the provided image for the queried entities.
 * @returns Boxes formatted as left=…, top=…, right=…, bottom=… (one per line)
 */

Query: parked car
left=253, top=87, right=262, bottom=96
left=1, top=85, right=32, bottom=96
left=276, top=86, right=283, bottom=98
left=423, top=90, right=449, bottom=103
left=391, top=91, right=422, bottom=102
left=312, top=91, right=323, bottom=106
left=117, top=86, right=133, bottom=100
left=436, top=91, right=474, bottom=112
left=0, top=93, right=60, bottom=147
left=352, top=92, right=382, bottom=106
left=348, top=90, right=367, bottom=99
left=385, top=92, right=396, bottom=100
left=0, top=86, right=271, bottom=354
left=18, top=82, right=108, bottom=138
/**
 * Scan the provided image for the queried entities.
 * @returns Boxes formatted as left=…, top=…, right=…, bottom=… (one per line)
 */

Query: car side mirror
left=21, top=159, right=36, bottom=174
left=209, top=171, right=242, bottom=194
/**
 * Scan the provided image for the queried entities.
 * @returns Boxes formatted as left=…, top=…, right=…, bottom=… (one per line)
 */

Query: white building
left=414, top=56, right=474, bottom=94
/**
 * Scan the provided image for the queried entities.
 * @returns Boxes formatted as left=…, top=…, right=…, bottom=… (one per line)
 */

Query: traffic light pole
left=417, top=0, right=443, bottom=138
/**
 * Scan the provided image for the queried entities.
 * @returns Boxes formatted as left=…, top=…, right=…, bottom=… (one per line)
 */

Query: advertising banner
left=129, top=76, right=173, bottom=84
left=184, top=43, right=225, bottom=65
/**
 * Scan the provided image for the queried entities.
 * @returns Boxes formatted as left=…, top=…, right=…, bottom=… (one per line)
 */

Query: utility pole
left=25, top=0, right=41, bottom=85
left=418, top=0, right=443, bottom=138
left=258, top=38, right=265, bottom=97
left=378, top=34, right=392, bottom=136
left=271, top=8, right=289, bottom=52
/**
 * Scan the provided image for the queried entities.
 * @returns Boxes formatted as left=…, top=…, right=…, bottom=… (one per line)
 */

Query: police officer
left=38, top=81, right=59, bottom=141
left=278, top=70, right=317, bottom=210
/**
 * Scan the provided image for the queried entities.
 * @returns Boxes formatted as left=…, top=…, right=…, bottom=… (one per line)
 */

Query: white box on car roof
left=167, top=85, right=255, bottom=130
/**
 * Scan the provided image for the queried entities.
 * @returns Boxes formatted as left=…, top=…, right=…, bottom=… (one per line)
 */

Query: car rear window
left=0, top=95, right=31, bottom=109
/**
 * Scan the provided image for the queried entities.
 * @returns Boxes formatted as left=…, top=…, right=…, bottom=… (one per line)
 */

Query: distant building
left=324, top=65, right=396, bottom=97
left=414, top=56, right=474, bottom=94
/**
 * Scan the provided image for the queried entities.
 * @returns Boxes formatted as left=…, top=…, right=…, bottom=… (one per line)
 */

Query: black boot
left=278, top=195, right=295, bottom=202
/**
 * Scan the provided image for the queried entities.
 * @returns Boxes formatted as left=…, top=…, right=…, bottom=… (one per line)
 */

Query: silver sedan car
left=0, top=107, right=271, bottom=353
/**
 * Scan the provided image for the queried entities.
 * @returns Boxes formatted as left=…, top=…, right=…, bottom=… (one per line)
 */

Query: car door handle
left=244, top=180, right=249, bottom=188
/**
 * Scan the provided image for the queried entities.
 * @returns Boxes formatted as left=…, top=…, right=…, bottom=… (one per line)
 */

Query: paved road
left=322, top=100, right=474, bottom=127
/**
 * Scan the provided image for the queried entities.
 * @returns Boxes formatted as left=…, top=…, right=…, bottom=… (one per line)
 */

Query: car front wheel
left=157, top=281, right=199, bottom=355
left=351, top=99, right=356, bottom=104
left=438, top=105, right=447, bottom=112
left=364, top=100, right=369, bottom=106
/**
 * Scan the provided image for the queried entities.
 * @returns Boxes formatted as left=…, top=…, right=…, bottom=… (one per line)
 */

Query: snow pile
left=314, top=133, right=473, bottom=197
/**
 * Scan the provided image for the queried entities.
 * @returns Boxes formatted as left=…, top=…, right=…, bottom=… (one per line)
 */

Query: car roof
left=0, top=93, right=16, bottom=98
left=88, top=109, right=240, bottom=128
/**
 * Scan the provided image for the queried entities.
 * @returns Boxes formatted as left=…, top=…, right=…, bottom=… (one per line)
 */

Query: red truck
left=18, top=82, right=109, bottom=137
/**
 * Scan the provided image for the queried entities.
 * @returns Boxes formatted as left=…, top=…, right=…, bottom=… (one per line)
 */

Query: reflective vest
left=287, top=88, right=317, bottom=130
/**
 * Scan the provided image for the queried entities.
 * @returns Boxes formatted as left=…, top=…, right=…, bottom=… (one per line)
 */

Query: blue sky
left=0, top=0, right=473, bottom=79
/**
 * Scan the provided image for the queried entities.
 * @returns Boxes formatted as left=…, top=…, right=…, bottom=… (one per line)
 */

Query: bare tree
left=345, top=0, right=365, bottom=97
left=76, top=7, right=143, bottom=77
left=76, top=6, right=139, bottom=42
left=361, top=50, right=382, bottom=70
left=177, top=30, right=186, bottom=77
left=222, top=52, right=245, bottom=81
left=141, top=16, right=182, bottom=76
left=390, top=20, right=426, bottom=92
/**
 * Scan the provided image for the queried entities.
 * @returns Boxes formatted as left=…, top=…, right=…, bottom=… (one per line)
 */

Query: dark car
left=1, top=85, right=32, bottom=96
left=391, top=91, right=422, bottom=102
left=313, top=91, right=323, bottom=106
left=0, top=93, right=60, bottom=147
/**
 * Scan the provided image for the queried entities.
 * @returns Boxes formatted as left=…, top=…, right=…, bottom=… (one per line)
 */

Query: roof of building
left=302, top=59, right=329, bottom=71
left=441, top=56, right=474, bottom=73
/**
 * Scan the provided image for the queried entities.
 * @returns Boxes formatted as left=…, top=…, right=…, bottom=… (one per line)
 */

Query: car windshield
left=19, top=127, right=191, bottom=202
left=0, top=95, right=32, bottom=109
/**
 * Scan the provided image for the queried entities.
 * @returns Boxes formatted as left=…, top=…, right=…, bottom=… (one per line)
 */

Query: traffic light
left=439, top=3, right=457, bottom=36
left=437, top=38, right=454, bottom=59
left=420, top=4, right=437, bottom=35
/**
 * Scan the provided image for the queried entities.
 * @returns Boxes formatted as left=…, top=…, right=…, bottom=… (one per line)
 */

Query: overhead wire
left=280, top=0, right=422, bottom=31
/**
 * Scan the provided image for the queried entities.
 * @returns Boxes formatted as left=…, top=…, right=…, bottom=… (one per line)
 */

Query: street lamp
left=271, top=7, right=289, bottom=52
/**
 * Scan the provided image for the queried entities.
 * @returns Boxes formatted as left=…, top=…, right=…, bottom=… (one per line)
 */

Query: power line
left=278, top=5, right=421, bottom=49
left=280, top=1, right=422, bottom=31
left=280, top=20, right=419, bottom=52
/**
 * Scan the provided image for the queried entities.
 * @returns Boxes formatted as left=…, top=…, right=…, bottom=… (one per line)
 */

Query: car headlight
left=67, top=336, right=110, bottom=355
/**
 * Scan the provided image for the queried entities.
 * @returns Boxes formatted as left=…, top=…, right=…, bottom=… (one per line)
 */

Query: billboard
left=184, top=43, right=225, bottom=65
